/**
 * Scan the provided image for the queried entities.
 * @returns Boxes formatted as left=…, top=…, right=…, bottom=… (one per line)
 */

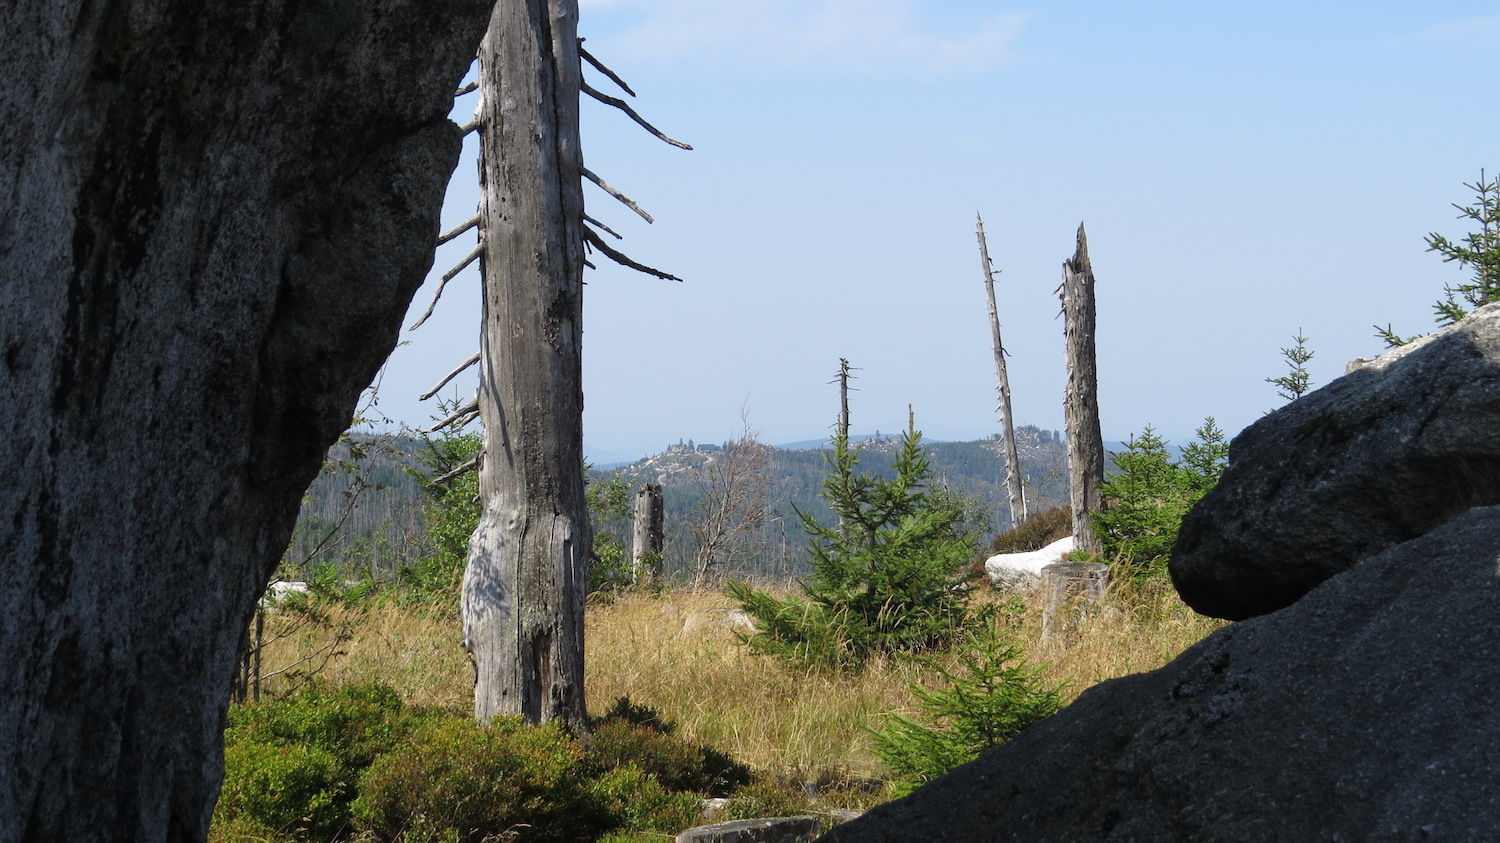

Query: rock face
left=1172, top=304, right=1500, bottom=620
left=0, top=1, right=489, bottom=839
left=821, top=505, right=1500, bottom=842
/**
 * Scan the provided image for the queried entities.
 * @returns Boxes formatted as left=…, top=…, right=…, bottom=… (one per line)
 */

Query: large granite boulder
left=820, top=505, right=1500, bottom=842
left=1171, top=304, right=1500, bottom=620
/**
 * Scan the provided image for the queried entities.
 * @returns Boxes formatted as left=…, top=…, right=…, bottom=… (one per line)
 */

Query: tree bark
left=1060, top=223, right=1106, bottom=555
left=463, top=0, right=591, bottom=733
left=977, top=214, right=1028, bottom=530
left=632, top=484, right=665, bottom=584
left=0, top=0, right=489, bottom=839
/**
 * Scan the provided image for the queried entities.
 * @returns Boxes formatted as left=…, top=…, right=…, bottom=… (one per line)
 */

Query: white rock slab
left=985, top=535, right=1075, bottom=590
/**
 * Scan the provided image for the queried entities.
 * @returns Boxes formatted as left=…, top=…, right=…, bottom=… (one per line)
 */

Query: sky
left=370, top=1, right=1500, bottom=465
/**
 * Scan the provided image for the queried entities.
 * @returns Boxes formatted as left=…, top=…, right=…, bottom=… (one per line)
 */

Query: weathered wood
left=1059, top=223, right=1106, bottom=555
left=633, top=483, right=665, bottom=584
left=1039, top=561, right=1110, bottom=643
left=0, top=0, right=489, bottom=837
left=463, top=0, right=591, bottom=734
left=977, top=213, right=1027, bottom=530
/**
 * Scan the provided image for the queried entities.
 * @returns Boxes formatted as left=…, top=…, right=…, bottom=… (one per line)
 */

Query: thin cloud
left=1394, top=15, right=1500, bottom=48
left=579, top=0, right=1031, bottom=79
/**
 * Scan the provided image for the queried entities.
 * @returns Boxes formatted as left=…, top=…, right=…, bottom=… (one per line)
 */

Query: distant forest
left=281, top=426, right=1070, bottom=587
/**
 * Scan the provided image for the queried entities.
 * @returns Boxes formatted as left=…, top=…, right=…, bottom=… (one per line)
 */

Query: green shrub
left=215, top=741, right=345, bottom=841
left=352, top=717, right=606, bottom=843
left=720, top=779, right=817, bottom=822
left=587, top=719, right=751, bottom=797
left=989, top=504, right=1071, bottom=554
left=871, top=619, right=1063, bottom=798
left=217, top=682, right=446, bottom=841
left=587, top=766, right=706, bottom=837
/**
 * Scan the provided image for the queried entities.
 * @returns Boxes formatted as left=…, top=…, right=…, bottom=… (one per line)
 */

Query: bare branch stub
left=423, top=394, right=479, bottom=434
left=455, top=80, right=479, bottom=97
left=581, top=81, right=691, bottom=150
left=421, top=351, right=481, bottom=401
left=583, top=226, right=682, bottom=281
left=438, top=212, right=480, bottom=246
left=410, top=242, right=483, bottom=330
left=582, top=167, right=654, bottom=224
left=578, top=41, right=636, bottom=97
left=430, top=455, right=480, bottom=485
left=583, top=213, right=622, bottom=239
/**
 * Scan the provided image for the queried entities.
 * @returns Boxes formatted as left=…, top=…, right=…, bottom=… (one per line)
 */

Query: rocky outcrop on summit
left=821, top=506, right=1500, bottom=842
left=1170, top=304, right=1500, bottom=620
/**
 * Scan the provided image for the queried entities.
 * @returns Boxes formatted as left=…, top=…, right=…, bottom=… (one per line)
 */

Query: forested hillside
left=283, top=426, right=1069, bottom=586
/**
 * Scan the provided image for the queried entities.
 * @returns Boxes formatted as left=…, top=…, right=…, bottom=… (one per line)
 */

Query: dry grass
left=252, top=582, right=1224, bottom=785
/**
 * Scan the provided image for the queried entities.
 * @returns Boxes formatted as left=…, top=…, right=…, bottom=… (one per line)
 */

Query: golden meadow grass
left=252, top=582, right=1224, bottom=784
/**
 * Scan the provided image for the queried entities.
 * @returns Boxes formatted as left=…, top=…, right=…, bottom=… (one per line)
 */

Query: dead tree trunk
left=1059, top=223, right=1106, bottom=556
left=463, top=0, right=591, bottom=733
left=836, top=358, right=856, bottom=440
left=977, top=213, right=1028, bottom=530
left=0, top=1, right=488, bottom=838
left=632, top=483, right=665, bottom=584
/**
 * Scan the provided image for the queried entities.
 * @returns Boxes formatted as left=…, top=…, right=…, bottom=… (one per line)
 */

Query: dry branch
left=429, top=455, right=479, bottom=485
left=410, top=242, right=482, bottom=330
left=423, top=394, right=479, bottom=434
left=583, top=226, right=681, bottom=281
left=438, top=212, right=480, bottom=246
left=583, top=213, right=622, bottom=239
left=581, top=81, right=692, bottom=150
left=455, top=80, right=479, bottom=97
left=579, top=41, right=636, bottom=97
left=421, top=351, right=481, bottom=401
left=581, top=167, right=654, bottom=223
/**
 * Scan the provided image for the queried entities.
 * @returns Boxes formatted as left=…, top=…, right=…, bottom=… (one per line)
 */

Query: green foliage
left=217, top=683, right=449, bottom=841
left=216, top=741, right=344, bottom=841
left=730, top=416, right=980, bottom=672
left=871, top=620, right=1063, bottom=798
left=719, top=779, right=819, bottom=822
left=1266, top=329, right=1314, bottom=404
left=1379, top=169, right=1500, bottom=346
left=217, top=685, right=771, bottom=842
left=988, top=504, right=1071, bottom=555
left=402, top=428, right=481, bottom=604
left=352, top=718, right=604, bottom=843
left=586, top=470, right=634, bottom=594
left=588, top=699, right=752, bottom=796
left=1093, top=419, right=1228, bottom=581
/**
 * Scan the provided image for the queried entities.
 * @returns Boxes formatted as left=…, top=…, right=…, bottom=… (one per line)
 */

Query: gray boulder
left=1171, top=303, right=1500, bottom=620
left=820, top=505, right=1500, bottom=842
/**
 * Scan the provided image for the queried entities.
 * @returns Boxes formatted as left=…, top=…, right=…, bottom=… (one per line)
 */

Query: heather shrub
left=589, top=698, right=751, bottom=796
left=216, top=682, right=446, bottom=840
left=989, top=504, right=1071, bottom=554
left=351, top=717, right=605, bottom=843
left=215, top=740, right=345, bottom=841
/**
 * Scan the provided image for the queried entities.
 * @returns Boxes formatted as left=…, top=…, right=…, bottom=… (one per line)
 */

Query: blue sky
left=373, top=1, right=1500, bottom=465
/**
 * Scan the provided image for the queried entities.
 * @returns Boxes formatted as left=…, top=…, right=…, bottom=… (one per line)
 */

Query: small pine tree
left=729, top=413, right=979, bottom=672
left=1266, top=330, right=1314, bottom=404
left=1378, top=170, right=1500, bottom=347
left=871, top=619, right=1062, bottom=797
left=1093, top=419, right=1227, bottom=581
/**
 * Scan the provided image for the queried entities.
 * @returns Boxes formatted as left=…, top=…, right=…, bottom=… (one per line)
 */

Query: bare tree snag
left=632, top=484, right=665, bottom=584
left=0, top=0, right=489, bottom=838
left=1058, top=223, right=1106, bottom=555
left=834, top=358, right=858, bottom=440
left=463, top=0, right=591, bottom=734
left=977, top=213, right=1028, bottom=530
